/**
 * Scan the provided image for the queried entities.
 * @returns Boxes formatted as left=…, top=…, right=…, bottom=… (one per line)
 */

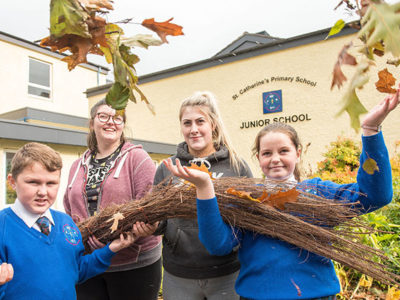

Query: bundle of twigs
left=78, top=177, right=400, bottom=285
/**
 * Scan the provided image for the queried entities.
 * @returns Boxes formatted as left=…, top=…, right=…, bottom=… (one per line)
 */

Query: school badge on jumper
left=263, top=90, right=282, bottom=114
left=63, top=224, right=80, bottom=245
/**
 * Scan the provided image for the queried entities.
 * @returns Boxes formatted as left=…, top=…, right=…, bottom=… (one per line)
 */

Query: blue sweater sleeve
left=197, top=197, right=241, bottom=256
left=303, top=132, right=392, bottom=213
left=77, top=241, right=116, bottom=283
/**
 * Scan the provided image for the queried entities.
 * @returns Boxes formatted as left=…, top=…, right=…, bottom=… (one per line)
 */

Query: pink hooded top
left=63, top=142, right=161, bottom=271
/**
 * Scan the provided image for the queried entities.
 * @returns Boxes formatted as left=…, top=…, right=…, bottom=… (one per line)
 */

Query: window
left=28, top=58, right=51, bottom=99
left=5, top=152, right=16, bottom=205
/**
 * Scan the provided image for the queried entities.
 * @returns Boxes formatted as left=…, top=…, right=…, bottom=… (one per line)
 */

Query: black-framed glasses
left=96, top=113, right=124, bottom=125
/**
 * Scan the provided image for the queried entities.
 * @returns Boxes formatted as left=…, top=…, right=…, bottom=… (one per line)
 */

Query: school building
left=86, top=26, right=400, bottom=178
left=1, top=25, right=399, bottom=210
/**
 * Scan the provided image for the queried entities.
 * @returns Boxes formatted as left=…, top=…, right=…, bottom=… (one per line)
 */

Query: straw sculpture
left=78, top=177, right=400, bottom=285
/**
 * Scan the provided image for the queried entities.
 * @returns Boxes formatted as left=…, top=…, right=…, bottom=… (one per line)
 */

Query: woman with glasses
left=63, top=99, right=162, bottom=300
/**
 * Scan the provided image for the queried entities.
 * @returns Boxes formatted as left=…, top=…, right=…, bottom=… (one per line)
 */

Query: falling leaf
left=142, top=18, right=184, bottom=43
left=358, top=2, right=400, bottom=58
left=41, top=16, right=107, bottom=70
left=331, top=43, right=357, bottom=90
left=336, top=61, right=370, bottom=131
left=326, top=19, right=346, bottom=39
left=106, top=212, right=125, bottom=233
left=106, top=82, right=130, bottom=111
left=121, top=34, right=163, bottom=49
left=362, top=158, right=379, bottom=175
left=49, top=0, right=91, bottom=39
left=78, top=0, right=114, bottom=11
left=375, top=68, right=397, bottom=94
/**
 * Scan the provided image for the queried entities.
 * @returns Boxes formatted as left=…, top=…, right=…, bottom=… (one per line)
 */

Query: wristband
left=361, top=124, right=382, bottom=132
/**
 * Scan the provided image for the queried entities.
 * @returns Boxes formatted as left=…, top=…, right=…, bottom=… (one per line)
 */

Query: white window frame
left=4, top=150, right=17, bottom=206
left=28, top=57, right=52, bottom=100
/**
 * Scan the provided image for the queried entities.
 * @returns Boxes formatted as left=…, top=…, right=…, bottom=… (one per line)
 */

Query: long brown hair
left=179, top=91, right=243, bottom=173
left=252, top=122, right=302, bottom=181
left=87, top=99, right=127, bottom=152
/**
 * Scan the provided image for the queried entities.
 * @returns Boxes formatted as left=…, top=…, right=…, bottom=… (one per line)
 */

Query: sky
left=0, top=0, right=360, bottom=77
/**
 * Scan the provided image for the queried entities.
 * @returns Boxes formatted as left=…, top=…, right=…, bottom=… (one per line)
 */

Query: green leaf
left=336, top=61, right=370, bottom=131
left=121, top=34, right=163, bottom=49
left=119, top=45, right=140, bottom=67
left=105, top=82, right=130, bottom=110
left=50, top=0, right=90, bottom=38
left=362, top=158, right=379, bottom=175
left=358, top=2, right=400, bottom=58
left=326, top=19, right=346, bottom=39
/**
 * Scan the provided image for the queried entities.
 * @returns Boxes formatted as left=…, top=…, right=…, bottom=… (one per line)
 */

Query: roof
left=0, top=30, right=109, bottom=75
left=0, top=107, right=176, bottom=154
left=86, top=25, right=358, bottom=97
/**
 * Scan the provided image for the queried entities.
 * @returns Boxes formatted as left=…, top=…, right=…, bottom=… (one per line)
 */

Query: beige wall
left=0, top=139, right=86, bottom=211
left=88, top=33, right=400, bottom=178
left=0, top=38, right=108, bottom=118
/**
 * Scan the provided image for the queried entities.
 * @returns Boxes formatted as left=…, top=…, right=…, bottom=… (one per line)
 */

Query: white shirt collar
left=11, top=199, right=54, bottom=228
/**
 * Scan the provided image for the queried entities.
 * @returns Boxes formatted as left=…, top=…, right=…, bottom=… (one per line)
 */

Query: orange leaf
left=259, top=188, right=299, bottom=210
left=141, top=18, right=183, bottom=44
left=226, top=188, right=258, bottom=202
left=40, top=16, right=106, bottom=70
left=331, top=43, right=357, bottom=90
left=375, top=68, right=397, bottom=94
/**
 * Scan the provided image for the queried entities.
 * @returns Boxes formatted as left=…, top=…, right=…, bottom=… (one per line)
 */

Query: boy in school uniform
left=0, top=142, right=134, bottom=299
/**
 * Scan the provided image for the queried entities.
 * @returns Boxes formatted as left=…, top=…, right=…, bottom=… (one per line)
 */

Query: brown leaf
left=187, top=162, right=213, bottom=179
left=141, top=18, right=183, bottom=43
left=375, top=68, right=397, bottom=94
left=40, top=16, right=107, bottom=70
left=226, top=188, right=257, bottom=201
left=78, top=0, right=114, bottom=11
left=261, top=188, right=299, bottom=210
left=331, top=43, right=357, bottom=90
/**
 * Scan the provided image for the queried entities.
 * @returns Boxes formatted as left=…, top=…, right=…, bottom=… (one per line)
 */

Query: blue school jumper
left=0, top=208, right=115, bottom=299
left=197, top=132, right=392, bottom=299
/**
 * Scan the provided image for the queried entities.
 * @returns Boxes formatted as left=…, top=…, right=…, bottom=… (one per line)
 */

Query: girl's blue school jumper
left=197, top=132, right=392, bottom=300
left=0, top=208, right=115, bottom=299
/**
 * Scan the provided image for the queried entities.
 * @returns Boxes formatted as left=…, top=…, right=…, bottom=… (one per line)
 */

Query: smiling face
left=8, top=162, right=60, bottom=215
left=92, top=104, right=124, bottom=148
left=180, top=106, right=216, bottom=157
left=256, top=131, right=301, bottom=181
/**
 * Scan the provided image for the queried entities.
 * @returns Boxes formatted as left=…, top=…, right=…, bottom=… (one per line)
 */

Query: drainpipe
left=97, top=66, right=102, bottom=86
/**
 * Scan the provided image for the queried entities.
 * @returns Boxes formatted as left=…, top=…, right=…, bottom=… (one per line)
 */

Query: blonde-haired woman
left=154, top=91, right=253, bottom=300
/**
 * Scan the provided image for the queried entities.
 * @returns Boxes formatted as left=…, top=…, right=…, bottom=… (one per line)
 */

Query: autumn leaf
left=121, top=34, right=163, bottom=49
left=331, top=43, right=357, bottom=90
left=226, top=187, right=299, bottom=210
left=262, top=188, right=299, bottom=210
left=106, top=82, right=130, bottom=110
left=362, top=158, right=379, bottom=175
left=358, top=2, right=400, bottom=58
left=375, top=68, right=397, bottom=94
left=187, top=162, right=213, bottom=178
left=142, top=18, right=184, bottom=43
left=78, top=0, right=114, bottom=12
left=226, top=188, right=258, bottom=202
left=326, top=19, right=346, bottom=39
left=336, top=61, right=370, bottom=131
left=386, top=286, right=400, bottom=300
left=106, top=212, right=125, bottom=233
left=50, top=0, right=90, bottom=38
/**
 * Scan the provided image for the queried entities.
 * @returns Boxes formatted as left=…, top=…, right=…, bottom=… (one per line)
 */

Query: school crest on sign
left=263, top=90, right=282, bottom=114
